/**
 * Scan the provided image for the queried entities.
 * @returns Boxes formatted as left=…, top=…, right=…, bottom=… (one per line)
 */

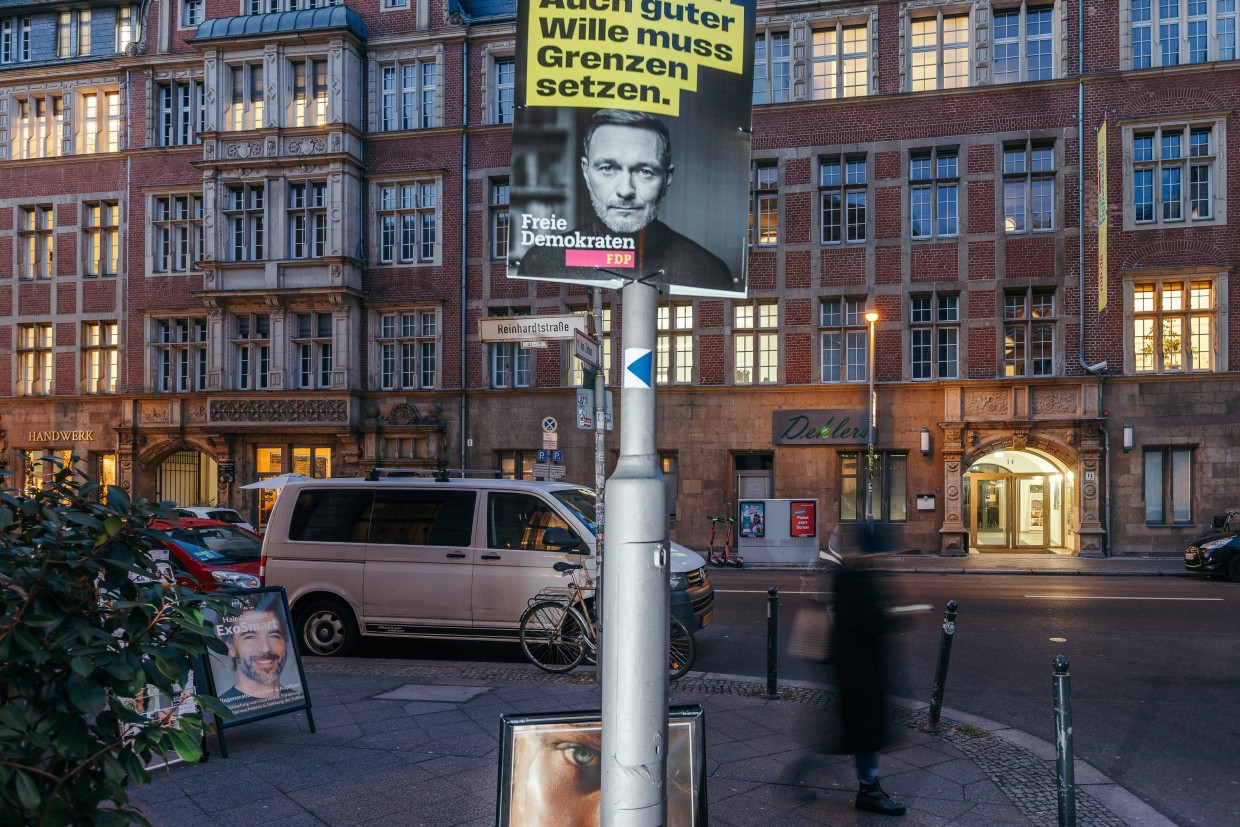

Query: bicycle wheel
left=520, top=601, right=588, bottom=673
left=668, top=616, right=696, bottom=680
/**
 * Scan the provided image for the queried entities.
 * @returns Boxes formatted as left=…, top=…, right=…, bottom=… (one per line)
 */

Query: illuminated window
left=750, top=164, right=778, bottom=246
left=157, top=81, right=204, bottom=146
left=228, top=63, right=264, bottom=130
left=910, top=11, right=969, bottom=91
left=17, top=323, right=53, bottom=395
left=18, top=205, right=54, bottom=279
left=657, top=304, right=694, bottom=385
left=83, top=321, right=119, bottom=394
left=1131, top=277, right=1215, bottom=373
left=84, top=201, right=120, bottom=276
left=13, top=95, right=64, bottom=160
left=812, top=22, right=868, bottom=98
left=1003, top=288, right=1057, bottom=377
left=734, top=301, right=779, bottom=384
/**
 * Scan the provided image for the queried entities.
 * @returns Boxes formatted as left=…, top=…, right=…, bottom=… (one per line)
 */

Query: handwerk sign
left=772, top=410, right=870, bottom=445
left=28, top=430, right=96, bottom=442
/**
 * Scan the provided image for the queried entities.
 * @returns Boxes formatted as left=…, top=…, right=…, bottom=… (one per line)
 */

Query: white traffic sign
left=532, top=462, right=552, bottom=477
left=478, top=314, right=587, bottom=342
left=543, top=432, right=559, bottom=449
left=574, top=330, right=600, bottom=367
left=548, top=465, right=567, bottom=480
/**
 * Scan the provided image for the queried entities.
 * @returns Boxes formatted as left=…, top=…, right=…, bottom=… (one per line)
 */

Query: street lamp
left=865, top=310, right=879, bottom=531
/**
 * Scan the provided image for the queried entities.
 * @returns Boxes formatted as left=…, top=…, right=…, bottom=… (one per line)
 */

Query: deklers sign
left=773, top=410, right=870, bottom=445
left=507, top=0, right=755, bottom=298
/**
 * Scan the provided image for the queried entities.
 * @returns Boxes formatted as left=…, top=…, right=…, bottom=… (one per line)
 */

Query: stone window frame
left=1121, top=268, right=1228, bottom=375
left=148, top=315, right=209, bottom=393
left=1120, top=0, right=1239, bottom=69
left=368, top=43, right=444, bottom=133
left=372, top=305, right=442, bottom=391
left=897, top=0, right=1069, bottom=90
left=751, top=7, right=879, bottom=103
left=1119, top=113, right=1228, bottom=231
left=16, top=322, right=54, bottom=396
left=819, top=296, right=872, bottom=384
left=371, top=176, right=443, bottom=266
left=656, top=303, right=695, bottom=385
left=480, top=41, right=516, bottom=126
left=148, top=189, right=204, bottom=275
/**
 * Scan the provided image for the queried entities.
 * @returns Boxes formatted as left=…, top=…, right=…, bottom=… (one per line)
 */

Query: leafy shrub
left=0, top=460, right=229, bottom=826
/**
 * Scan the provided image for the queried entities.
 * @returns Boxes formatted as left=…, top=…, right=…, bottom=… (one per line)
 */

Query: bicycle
left=706, top=515, right=743, bottom=568
left=518, top=561, right=696, bottom=680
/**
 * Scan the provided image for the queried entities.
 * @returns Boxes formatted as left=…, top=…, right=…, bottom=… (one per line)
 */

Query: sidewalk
left=130, top=655, right=1176, bottom=826
left=861, top=550, right=1189, bottom=577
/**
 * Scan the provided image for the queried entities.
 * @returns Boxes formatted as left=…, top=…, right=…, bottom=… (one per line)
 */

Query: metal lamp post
left=865, top=310, right=879, bottom=532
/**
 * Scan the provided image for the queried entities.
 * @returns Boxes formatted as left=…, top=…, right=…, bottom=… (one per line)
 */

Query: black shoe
left=856, top=780, right=906, bottom=816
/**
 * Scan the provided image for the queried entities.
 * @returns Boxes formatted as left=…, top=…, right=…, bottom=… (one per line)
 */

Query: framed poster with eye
left=496, top=705, right=706, bottom=826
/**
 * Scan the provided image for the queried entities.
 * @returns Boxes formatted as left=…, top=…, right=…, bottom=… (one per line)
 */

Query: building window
left=734, top=301, right=779, bottom=384
left=228, top=63, right=264, bottom=130
left=994, top=4, right=1054, bottom=83
left=491, top=310, right=532, bottom=389
left=233, top=313, right=270, bottom=390
left=491, top=178, right=510, bottom=259
left=157, top=81, right=204, bottom=146
left=910, top=11, right=969, bottom=91
left=571, top=306, right=612, bottom=386
left=494, top=58, right=515, bottom=124
left=1130, top=124, right=1219, bottom=226
left=294, top=312, right=333, bottom=389
left=181, top=0, right=203, bottom=27
left=820, top=298, right=870, bottom=383
left=910, top=148, right=959, bottom=238
left=13, top=95, right=64, bottom=160
left=380, top=59, right=438, bottom=130
left=1144, top=447, right=1193, bottom=524
left=225, top=184, right=265, bottom=261
left=57, top=10, right=91, bottom=58
left=291, top=58, right=328, bottom=127
left=376, top=181, right=439, bottom=263
left=83, top=321, right=119, bottom=394
left=840, top=452, right=907, bottom=522
left=288, top=182, right=327, bottom=259
left=20, top=449, right=73, bottom=494
left=84, top=201, right=120, bottom=277
left=1004, top=289, right=1056, bottom=376
left=821, top=155, right=867, bottom=243
left=812, top=22, right=869, bottom=99
left=1, top=17, right=32, bottom=64
left=1128, top=0, right=1237, bottom=68
left=911, top=293, right=959, bottom=379
left=116, top=6, right=136, bottom=53
left=656, top=305, right=694, bottom=385
left=154, top=317, right=207, bottom=392
left=497, top=450, right=537, bottom=479
left=660, top=451, right=679, bottom=521
left=1003, top=141, right=1055, bottom=232
left=753, top=30, right=791, bottom=103
left=17, top=323, right=53, bottom=396
left=18, top=205, right=54, bottom=279
left=1131, top=277, right=1215, bottom=373
left=750, top=164, right=778, bottom=246
left=152, top=194, right=203, bottom=273
left=78, top=89, right=122, bottom=154
left=376, top=309, right=439, bottom=390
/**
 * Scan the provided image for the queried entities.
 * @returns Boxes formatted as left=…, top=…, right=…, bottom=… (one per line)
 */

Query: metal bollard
left=1053, top=656, right=1076, bottom=827
left=927, top=600, right=958, bottom=729
left=766, top=586, right=778, bottom=699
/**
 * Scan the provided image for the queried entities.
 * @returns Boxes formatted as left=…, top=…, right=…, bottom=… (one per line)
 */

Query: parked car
left=1184, top=532, right=1240, bottom=581
left=261, top=477, right=715, bottom=657
left=150, top=517, right=263, bottom=591
left=174, top=507, right=256, bottom=533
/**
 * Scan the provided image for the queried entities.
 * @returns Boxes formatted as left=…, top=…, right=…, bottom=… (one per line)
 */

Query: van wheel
left=297, top=599, right=359, bottom=657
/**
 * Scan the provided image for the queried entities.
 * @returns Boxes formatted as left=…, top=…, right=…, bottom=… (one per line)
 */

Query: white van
left=260, top=477, right=714, bottom=657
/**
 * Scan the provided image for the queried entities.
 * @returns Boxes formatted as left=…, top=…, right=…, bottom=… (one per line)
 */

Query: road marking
left=1024, top=595, right=1223, bottom=601
left=714, top=589, right=823, bottom=595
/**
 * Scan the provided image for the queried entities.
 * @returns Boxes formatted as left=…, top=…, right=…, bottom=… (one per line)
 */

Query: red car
left=148, top=517, right=263, bottom=591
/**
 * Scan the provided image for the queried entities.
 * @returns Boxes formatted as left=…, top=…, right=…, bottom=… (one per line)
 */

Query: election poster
left=200, top=587, right=312, bottom=729
left=507, top=0, right=755, bottom=297
left=497, top=705, right=707, bottom=826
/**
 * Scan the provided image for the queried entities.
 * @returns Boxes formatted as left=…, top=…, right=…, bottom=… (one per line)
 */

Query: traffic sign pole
left=600, top=281, right=668, bottom=826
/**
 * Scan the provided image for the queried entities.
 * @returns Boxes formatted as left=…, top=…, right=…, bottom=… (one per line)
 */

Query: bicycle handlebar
left=709, top=516, right=735, bottom=524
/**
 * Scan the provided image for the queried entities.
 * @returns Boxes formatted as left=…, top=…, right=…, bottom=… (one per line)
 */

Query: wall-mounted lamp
left=921, top=427, right=931, bottom=456
left=1122, top=423, right=1134, bottom=452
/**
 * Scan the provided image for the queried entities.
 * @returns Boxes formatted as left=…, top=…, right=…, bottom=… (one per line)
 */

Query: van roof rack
left=365, top=466, right=504, bottom=482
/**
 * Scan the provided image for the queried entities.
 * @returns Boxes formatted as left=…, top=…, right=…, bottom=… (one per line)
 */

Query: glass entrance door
left=972, top=476, right=1008, bottom=549
left=969, top=474, right=1051, bottom=550
left=1015, top=476, right=1048, bottom=548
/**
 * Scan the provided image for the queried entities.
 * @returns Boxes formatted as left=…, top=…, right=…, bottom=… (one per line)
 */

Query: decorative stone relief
left=210, top=399, right=347, bottom=423
left=963, top=391, right=1009, bottom=417
left=1032, top=388, right=1078, bottom=416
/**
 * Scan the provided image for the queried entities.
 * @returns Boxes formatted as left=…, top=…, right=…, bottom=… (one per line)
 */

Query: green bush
left=0, top=460, right=231, bottom=826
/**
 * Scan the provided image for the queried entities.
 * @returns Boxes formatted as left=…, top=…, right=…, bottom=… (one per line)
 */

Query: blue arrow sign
left=624, top=348, right=653, bottom=389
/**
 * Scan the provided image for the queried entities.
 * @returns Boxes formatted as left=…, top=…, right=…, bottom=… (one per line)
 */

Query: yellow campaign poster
left=508, top=0, right=756, bottom=298
left=1097, top=121, right=1108, bottom=313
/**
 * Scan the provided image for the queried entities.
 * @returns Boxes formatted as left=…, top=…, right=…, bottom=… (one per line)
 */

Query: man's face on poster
left=581, top=124, right=672, bottom=234
left=227, top=608, right=288, bottom=692
left=510, top=724, right=602, bottom=826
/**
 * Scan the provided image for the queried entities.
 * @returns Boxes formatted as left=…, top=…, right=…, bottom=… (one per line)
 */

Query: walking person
left=832, top=534, right=907, bottom=816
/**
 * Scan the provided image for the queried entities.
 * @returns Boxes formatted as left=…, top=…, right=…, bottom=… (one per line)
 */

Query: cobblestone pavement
left=130, top=658, right=1174, bottom=826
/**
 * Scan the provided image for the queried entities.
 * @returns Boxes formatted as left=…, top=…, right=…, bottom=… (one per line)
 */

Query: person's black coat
left=830, top=560, right=891, bottom=755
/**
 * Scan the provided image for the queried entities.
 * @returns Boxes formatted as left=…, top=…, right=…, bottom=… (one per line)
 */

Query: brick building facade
left=1, top=0, right=1236, bottom=555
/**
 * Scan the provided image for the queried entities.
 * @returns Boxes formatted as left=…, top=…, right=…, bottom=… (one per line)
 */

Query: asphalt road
left=701, top=570, right=1239, bottom=827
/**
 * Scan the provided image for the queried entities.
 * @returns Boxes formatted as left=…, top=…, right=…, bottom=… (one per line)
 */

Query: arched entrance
left=155, top=449, right=220, bottom=508
left=964, top=449, right=1073, bottom=553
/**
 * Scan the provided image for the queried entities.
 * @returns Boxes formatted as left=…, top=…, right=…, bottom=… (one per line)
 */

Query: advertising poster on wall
left=497, top=705, right=707, bottom=826
left=199, top=587, right=312, bottom=728
left=790, top=500, right=816, bottom=538
left=507, top=0, right=756, bottom=297
left=738, top=501, right=765, bottom=538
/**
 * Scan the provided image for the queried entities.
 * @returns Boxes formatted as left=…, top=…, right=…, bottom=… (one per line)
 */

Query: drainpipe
left=458, top=38, right=469, bottom=472
left=1076, top=0, right=1110, bottom=555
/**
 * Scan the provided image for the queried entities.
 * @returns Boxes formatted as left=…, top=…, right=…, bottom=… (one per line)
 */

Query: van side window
left=288, top=490, right=374, bottom=542
left=365, top=490, right=476, bottom=546
left=488, top=492, right=573, bottom=551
